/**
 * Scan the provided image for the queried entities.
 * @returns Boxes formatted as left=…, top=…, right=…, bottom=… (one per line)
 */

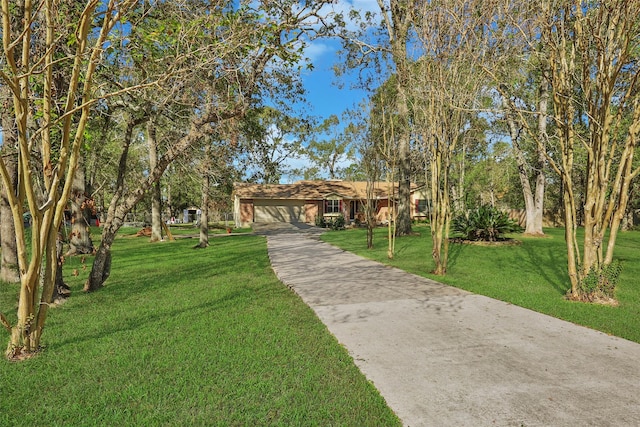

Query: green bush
left=578, top=260, right=622, bottom=301
left=316, top=214, right=345, bottom=230
left=451, top=204, right=522, bottom=241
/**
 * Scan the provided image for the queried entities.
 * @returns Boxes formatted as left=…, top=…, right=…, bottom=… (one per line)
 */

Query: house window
left=416, top=199, right=429, bottom=215
left=326, top=199, right=341, bottom=214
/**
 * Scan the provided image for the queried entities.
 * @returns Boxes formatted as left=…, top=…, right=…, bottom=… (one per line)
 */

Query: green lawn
left=0, top=233, right=400, bottom=426
left=321, top=225, right=640, bottom=344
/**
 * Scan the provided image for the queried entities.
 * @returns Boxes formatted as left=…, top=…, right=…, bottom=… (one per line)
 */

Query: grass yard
left=0, top=231, right=400, bottom=426
left=321, top=225, right=640, bottom=344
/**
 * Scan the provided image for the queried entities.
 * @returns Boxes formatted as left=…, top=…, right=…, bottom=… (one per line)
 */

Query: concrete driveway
left=263, top=226, right=640, bottom=426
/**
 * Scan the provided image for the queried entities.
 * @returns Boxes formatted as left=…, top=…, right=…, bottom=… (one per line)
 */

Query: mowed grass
left=0, top=232, right=400, bottom=426
left=321, top=226, right=640, bottom=344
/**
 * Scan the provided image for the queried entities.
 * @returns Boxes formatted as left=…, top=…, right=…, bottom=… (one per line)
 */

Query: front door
left=350, top=200, right=358, bottom=221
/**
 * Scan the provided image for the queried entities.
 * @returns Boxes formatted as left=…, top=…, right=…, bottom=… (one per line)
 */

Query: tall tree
left=238, top=107, right=308, bottom=184
left=539, top=0, right=640, bottom=301
left=85, top=0, right=333, bottom=291
left=478, top=1, right=551, bottom=236
left=147, top=119, right=163, bottom=242
left=378, top=0, right=413, bottom=236
left=305, top=115, right=355, bottom=180
left=411, top=0, right=488, bottom=275
left=333, top=1, right=414, bottom=235
left=0, top=0, right=139, bottom=359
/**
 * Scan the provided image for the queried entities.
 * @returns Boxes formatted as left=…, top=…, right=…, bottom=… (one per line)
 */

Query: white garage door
left=254, top=199, right=304, bottom=223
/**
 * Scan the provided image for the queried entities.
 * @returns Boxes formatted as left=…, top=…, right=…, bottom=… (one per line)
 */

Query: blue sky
left=275, top=0, right=384, bottom=182
left=298, top=0, right=382, bottom=122
left=0, top=1, right=384, bottom=183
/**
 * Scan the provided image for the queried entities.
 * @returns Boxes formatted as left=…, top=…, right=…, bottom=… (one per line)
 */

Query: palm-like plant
left=452, top=205, right=522, bottom=241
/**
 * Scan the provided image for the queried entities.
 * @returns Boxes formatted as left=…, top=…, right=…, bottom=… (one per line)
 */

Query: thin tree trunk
left=395, top=84, right=413, bottom=236
left=85, top=116, right=140, bottom=291
left=148, top=120, right=162, bottom=242
left=383, top=0, right=413, bottom=237
left=1, top=90, right=19, bottom=284
left=0, top=152, right=19, bottom=284
left=51, top=232, right=70, bottom=302
left=196, top=173, right=210, bottom=248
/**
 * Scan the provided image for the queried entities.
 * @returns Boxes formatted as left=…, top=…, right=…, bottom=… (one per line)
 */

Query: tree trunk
left=148, top=120, right=163, bottom=242
left=0, top=152, right=19, bottom=284
left=84, top=222, right=116, bottom=292
left=51, top=232, right=71, bottom=302
left=395, top=80, right=413, bottom=236
left=384, top=0, right=413, bottom=237
left=84, top=236, right=115, bottom=292
left=66, top=155, right=95, bottom=256
left=84, top=116, right=139, bottom=291
left=196, top=173, right=210, bottom=248
left=0, top=91, right=19, bottom=284
left=502, top=88, right=546, bottom=236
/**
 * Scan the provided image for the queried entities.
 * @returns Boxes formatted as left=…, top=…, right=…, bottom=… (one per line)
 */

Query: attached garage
left=253, top=199, right=304, bottom=223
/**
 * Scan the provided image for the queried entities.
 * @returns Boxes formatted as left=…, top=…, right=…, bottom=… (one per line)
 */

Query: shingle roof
left=234, top=180, right=415, bottom=200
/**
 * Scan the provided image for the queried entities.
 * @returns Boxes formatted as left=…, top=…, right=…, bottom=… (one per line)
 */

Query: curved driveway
left=258, top=223, right=640, bottom=426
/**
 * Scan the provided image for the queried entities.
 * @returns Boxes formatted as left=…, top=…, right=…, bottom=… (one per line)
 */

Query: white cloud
left=304, top=41, right=334, bottom=62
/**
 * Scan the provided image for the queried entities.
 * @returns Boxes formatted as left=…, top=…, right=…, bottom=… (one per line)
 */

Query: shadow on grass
left=446, top=240, right=467, bottom=271
left=520, top=240, right=569, bottom=296
left=51, top=287, right=253, bottom=350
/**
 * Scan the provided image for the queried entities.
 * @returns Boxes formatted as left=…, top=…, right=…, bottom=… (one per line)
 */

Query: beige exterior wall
left=305, top=201, right=320, bottom=224
left=240, top=199, right=254, bottom=225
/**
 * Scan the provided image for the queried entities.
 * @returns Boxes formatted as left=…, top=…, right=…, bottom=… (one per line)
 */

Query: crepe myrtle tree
left=0, top=0, right=140, bottom=359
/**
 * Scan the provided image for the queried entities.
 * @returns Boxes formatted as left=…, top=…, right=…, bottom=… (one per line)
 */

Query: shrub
left=316, top=214, right=345, bottom=230
left=577, top=260, right=622, bottom=302
left=451, top=205, right=522, bottom=241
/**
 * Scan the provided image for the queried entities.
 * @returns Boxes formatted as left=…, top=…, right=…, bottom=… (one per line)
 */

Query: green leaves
left=451, top=204, right=522, bottom=241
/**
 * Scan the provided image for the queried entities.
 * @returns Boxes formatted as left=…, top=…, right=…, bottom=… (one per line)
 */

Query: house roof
left=234, top=180, right=420, bottom=200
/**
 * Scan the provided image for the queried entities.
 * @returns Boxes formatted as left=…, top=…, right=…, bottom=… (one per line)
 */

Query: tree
left=378, top=0, right=414, bottom=236
left=411, top=0, right=488, bottom=275
left=147, top=119, right=163, bottom=243
left=345, top=104, right=382, bottom=248
left=539, top=0, right=640, bottom=301
left=238, top=107, right=308, bottom=184
left=475, top=1, right=551, bottom=236
left=194, top=131, right=237, bottom=249
left=333, top=1, right=414, bottom=235
left=305, top=115, right=355, bottom=180
left=66, top=155, right=95, bottom=256
left=85, top=0, right=333, bottom=291
left=0, top=0, right=139, bottom=359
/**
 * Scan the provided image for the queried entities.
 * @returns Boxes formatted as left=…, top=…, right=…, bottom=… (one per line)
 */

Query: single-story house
left=233, top=180, right=430, bottom=227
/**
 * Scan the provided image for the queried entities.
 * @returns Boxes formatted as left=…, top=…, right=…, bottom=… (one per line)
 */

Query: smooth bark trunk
left=148, top=121, right=163, bottom=242
left=0, top=91, right=19, bottom=283
left=501, top=85, right=546, bottom=236
left=196, top=173, right=210, bottom=248
left=0, top=152, right=19, bottom=284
